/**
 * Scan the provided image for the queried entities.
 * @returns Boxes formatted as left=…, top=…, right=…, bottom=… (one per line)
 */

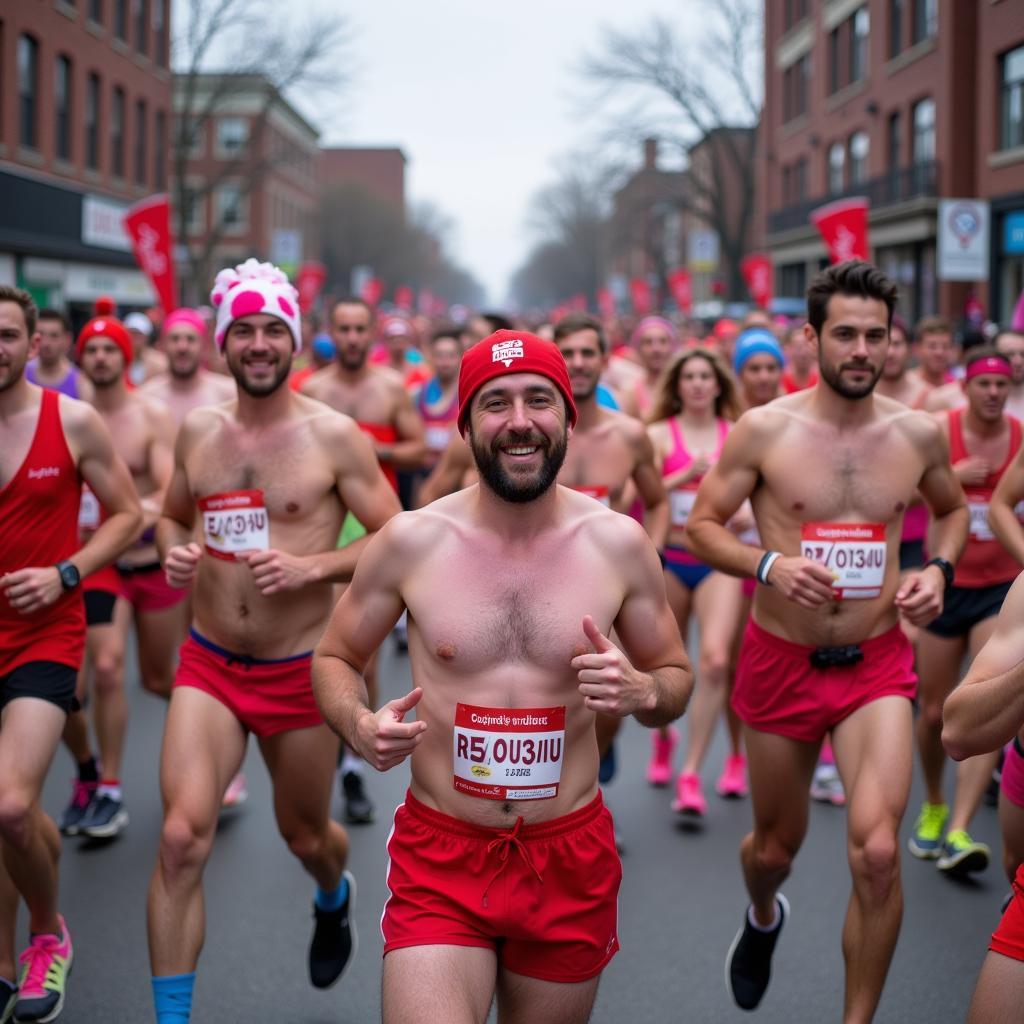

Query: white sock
left=341, top=752, right=364, bottom=775
left=97, top=783, right=123, bottom=802
left=747, top=902, right=781, bottom=932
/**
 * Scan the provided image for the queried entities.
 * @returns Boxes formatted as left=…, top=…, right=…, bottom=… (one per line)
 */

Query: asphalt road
left=25, top=638, right=1006, bottom=1023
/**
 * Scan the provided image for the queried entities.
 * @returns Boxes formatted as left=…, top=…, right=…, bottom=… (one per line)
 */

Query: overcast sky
left=310, top=0, right=699, bottom=306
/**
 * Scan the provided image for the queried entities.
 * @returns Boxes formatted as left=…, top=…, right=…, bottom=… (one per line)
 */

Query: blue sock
left=152, top=972, right=195, bottom=1024
left=315, top=875, right=348, bottom=912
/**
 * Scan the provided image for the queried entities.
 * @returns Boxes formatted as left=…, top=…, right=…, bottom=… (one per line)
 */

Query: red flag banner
left=629, top=278, right=653, bottom=317
left=361, top=277, right=384, bottom=308
left=596, top=287, right=615, bottom=318
left=740, top=254, right=774, bottom=309
left=296, top=262, right=327, bottom=313
left=666, top=268, right=692, bottom=314
left=811, top=197, right=870, bottom=264
left=123, top=194, right=178, bottom=313
left=394, top=285, right=414, bottom=311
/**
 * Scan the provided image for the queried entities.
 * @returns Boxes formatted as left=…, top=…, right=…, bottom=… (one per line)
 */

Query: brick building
left=762, top=0, right=1024, bottom=325
left=173, top=72, right=320, bottom=303
left=316, top=147, right=407, bottom=215
left=0, top=0, right=172, bottom=322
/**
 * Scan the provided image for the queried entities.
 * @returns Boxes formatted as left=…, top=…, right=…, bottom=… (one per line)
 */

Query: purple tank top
left=26, top=360, right=83, bottom=399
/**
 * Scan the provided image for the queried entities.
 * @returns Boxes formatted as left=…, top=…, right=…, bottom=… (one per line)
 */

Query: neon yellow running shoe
left=937, top=829, right=990, bottom=876
left=907, top=802, right=948, bottom=860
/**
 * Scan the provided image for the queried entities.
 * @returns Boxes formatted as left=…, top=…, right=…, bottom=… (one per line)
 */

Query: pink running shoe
left=15, top=914, right=72, bottom=1023
left=716, top=754, right=749, bottom=799
left=221, top=772, right=248, bottom=810
left=647, top=727, right=678, bottom=786
left=672, top=772, right=707, bottom=817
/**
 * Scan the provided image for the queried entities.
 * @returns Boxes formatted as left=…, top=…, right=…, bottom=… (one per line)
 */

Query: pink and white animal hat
left=210, top=258, right=302, bottom=352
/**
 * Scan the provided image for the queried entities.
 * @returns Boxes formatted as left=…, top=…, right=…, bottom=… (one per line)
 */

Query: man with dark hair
left=688, top=260, right=968, bottom=1019
left=26, top=309, right=93, bottom=402
left=0, top=283, right=141, bottom=1022
left=910, top=315, right=957, bottom=398
left=313, top=330, right=691, bottom=1024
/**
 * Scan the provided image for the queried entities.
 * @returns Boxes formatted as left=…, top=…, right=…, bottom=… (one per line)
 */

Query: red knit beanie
left=75, top=316, right=133, bottom=366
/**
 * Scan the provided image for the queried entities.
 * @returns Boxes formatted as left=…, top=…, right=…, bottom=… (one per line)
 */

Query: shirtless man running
left=314, top=330, right=692, bottom=1024
left=687, top=261, right=968, bottom=1022
left=147, top=261, right=401, bottom=1023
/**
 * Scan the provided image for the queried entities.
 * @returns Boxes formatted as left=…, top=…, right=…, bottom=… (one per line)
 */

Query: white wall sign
left=688, top=230, right=720, bottom=272
left=82, top=196, right=131, bottom=252
left=937, top=199, right=990, bottom=282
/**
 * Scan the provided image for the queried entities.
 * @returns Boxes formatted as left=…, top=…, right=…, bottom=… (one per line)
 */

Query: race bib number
left=670, top=488, right=697, bottom=529
left=453, top=703, right=566, bottom=801
left=425, top=425, right=453, bottom=452
left=968, top=501, right=995, bottom=542
left=199, top=489, right=270, bottom=561
left=571, top=485, right=610, bottom=507
left=800, top=522, right=886, bottom=599
left=78, top=486, right=100, bottom=532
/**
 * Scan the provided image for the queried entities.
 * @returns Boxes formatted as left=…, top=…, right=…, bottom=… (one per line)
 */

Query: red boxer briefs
left=382, top=789, right=621, bottom=982
left=991, top=862, right=1024, bottom=961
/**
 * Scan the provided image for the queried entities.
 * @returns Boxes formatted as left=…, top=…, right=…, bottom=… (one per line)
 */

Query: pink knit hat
left=163, top=307, right=207, bottom=337
left=210, top=259, right=302, bottom=352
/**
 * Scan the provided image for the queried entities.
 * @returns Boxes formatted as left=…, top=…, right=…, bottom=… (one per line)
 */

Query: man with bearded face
left=146, top=261, right=401, bottom=1024
left=313, top=330, right=692, bottom=1024
left=687, top=261, right=968, bottom=1020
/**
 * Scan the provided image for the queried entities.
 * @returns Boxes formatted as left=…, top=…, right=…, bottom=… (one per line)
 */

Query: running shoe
left=725, top=894, right=789, bottom=1011
left=598, top=742, right=617, bottom=785
left=937, top=830, right=990, bottom=877
left=907, top=802, right=948, bottom=860
left=15, top=915, right=72, bottom=1023
left=809, top=762, right=846, bottom=807
left=309, top=871, right=357, bottom=989
left=341, top=771, right=376, bottom=825
left=672, top=772, right=707, bottom=818
left=0, top=979, right=16, bottom=1024
left=646, top=726, right=678, bottom=786
left=57, top=781, right=97, bottom=837
left=716, top=754, right=748, bottom=799
left=221, top=772, right=248, bottom=810
left=78, top=794, right=128, bottom=840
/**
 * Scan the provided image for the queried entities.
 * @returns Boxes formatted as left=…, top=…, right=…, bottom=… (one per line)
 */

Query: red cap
left=75, top=316, right=133, bottom=366
left=457, top=330, right=577, bottom=434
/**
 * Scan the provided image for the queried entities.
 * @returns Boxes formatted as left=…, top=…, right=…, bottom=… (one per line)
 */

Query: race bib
left=968, top=501, right=995, bottom=542
left=800, top=522, right=886, bottom=599
left=453, top=703, right=566, bottom=801
left=78, top=486, right=100, bottom=532
left=572, top=485, right=610, bottom=507
left=425, top=425, right=453, bottom=452
left=199, top=489, right=270, bottom=561
left=670, top=488, right=697, bottom=529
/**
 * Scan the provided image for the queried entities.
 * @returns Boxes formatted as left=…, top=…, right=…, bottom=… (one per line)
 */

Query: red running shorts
left=732, top=618, right=917, bottom=744
left=173, top=630, right=323, bottom=738
left=991, top=862, right=1024, bottom=961
left=382, top=789, right=621, bottom=983
left=117, top=564, right=187, bottom=613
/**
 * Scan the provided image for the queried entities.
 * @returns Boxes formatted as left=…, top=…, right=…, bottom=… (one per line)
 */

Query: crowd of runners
left=2, top=257, right=1024, bottom=1022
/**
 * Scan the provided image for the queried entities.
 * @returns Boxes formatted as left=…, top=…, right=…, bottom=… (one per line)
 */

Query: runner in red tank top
left=910, top=349, right=1022, bottom=878
left=0, top=285, right=141, bottom=1022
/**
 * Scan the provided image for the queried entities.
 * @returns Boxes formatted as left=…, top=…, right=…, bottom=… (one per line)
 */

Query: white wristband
left=757, top=551, right=782, bottom=586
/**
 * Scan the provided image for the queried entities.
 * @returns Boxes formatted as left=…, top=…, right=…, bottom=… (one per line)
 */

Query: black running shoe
left=341, top=771, right=376, bottom=824
left=725, top=894, right=789, bottom=1011
left=309, top=871, right=357, bottom=989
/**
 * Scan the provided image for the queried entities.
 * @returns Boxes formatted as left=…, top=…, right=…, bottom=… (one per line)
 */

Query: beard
left=86, top=366, right=123, bottom=389
left=819, top=359, right=883, bottom=399
left=469, top=428, right=568, bottom=504
left=228, top=351, right=291, bottom=397
left=337, top=346, right=368, bottom=372
left=169, top=355, right=200, bottom=380
left=570, top=376, right=599, bottom=403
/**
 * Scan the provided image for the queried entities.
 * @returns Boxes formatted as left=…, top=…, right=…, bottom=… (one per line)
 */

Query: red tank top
left=947, top=408, right=1022, bottom=588
left=0, top=389, right=85, bottom=674
left=356, top=421, right=399, bottom=490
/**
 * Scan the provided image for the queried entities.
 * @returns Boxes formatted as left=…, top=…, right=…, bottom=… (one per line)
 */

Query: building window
left=111, top=86, right=125, bottom=177
left=912, top=0, right=937, bottom=45
left=216, top=184, right=247, bottom=232
left=133, top=0, right=147, bottom=55
left=828, top=142, right=846, bottom=194
left=828, top=27, right=841, bottom=94
left=152, top=0, right=166, bottom=65
left=155, top=109, right=166, bottom=188
left=216, top=117, right=248, bottom=158
left=114, top=0, right=127, bottom=39
left=849, top=131, right=869, bottom=185
left=782, top=53, right=810, bottom=123
left=89, top=0, right=103, bottom=24
left=1001, top=45, right=1024, bottom=152
left=911, top=96, right=935, bottom=163
left=795, top=157, right=807, bottom=201
left=177, top=117, right=205, bottom=158
left=55, top=55, right=73, bottom=162
left=850, top=8, right=869, bottom=83
left=783, top=0, right=809, bottom=31
left=889, top=0, right=904, bottom=57
left=134, top=98, right=147, bottom=184
left=181, top=187, right=205, bottom=235
left=85, top=73, right=100, bottom=169
left=18, top=35, right=39, bottom=150
left=888, top=110, right=902, bottom=167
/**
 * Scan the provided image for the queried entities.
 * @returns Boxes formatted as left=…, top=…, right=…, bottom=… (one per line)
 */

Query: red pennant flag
left=666, top=268, right=692, bottom=314
left=361, top=277, right=384, bottom=308
left=394, top=285, right=414, bottom=311
left=740, top=254, right=774, bottom=309
left=296, top=262, right=327, bottom=313
left=811, top=197, right=870, bottom=264
left=596, top=287, right=615, bottom=318
left=568, top=293, right=587, bottom=313
left=123, top=194, right=178, bottom=313
left=629, top=278, right=653, bottom=316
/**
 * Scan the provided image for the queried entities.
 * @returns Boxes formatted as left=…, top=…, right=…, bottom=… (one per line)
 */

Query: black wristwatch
left=55, top=560, right=81, bottom=591
left=925, top=557, right=954, bottom=590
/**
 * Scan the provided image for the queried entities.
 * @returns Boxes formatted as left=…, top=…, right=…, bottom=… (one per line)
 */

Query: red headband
left=965, top=356, right=1013, bottom=382
left=457, top=330, right=577, bottom=434
left=75, top=316, right=133, bottom=366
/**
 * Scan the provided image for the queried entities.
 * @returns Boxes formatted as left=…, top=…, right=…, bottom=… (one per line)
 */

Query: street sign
left=937, top=199, right=990, bottom=282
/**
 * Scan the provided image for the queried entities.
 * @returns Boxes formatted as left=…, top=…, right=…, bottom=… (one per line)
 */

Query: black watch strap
left=925, top=557, right=954, bottom=589
left=55, top=560, right=80, bottom=591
